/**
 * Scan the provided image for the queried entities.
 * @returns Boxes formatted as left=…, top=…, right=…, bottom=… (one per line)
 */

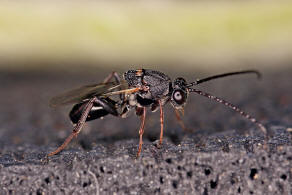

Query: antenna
left=188, top=88, right=266, bottom=134
left=187, top=70, right=261, bottom=87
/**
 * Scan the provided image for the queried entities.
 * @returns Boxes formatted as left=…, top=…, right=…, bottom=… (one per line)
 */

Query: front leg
left=174, top=109, right=192, bottom=132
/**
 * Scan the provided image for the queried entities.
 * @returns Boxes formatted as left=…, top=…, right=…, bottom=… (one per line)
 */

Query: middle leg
left=158, top=100, right=164, bottom=147
left=137, top=107, right=146, bottom=157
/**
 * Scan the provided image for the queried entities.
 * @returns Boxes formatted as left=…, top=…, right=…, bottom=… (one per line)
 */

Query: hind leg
left=103, top=71, right=125, bottom=101
left=47, top=97, right=97, bottom=157
left=48, top=97, right=118, bottom=157
left=103, top=71, right=121, bottom=84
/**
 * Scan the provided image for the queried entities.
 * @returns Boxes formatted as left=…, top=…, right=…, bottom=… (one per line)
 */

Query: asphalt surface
left=0, top=68, right=291, bottom=194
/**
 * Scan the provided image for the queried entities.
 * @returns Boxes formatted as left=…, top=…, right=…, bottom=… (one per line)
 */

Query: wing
left=49, top=80, right=129, bottom=107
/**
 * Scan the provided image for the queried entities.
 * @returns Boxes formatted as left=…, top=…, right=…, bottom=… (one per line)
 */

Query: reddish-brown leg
left=175, top=109, right=185, bottom=130
left=102, top=71, right=126, bottom=101
left=103, top=71, right=120, bottom=83
left=47, top=97, right=96, bottom=157
left=137, top=107, right=146, bottom=157
left=174, top=109, right=192, bottom=132
left=158, top=100, right=164, bottom=147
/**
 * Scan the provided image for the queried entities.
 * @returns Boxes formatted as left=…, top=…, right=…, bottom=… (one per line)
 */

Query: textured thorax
left=124, top=69, right=172, bottom=100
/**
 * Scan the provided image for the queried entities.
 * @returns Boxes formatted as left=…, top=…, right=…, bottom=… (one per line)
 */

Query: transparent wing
left=49, top=80, right=129, bottom=107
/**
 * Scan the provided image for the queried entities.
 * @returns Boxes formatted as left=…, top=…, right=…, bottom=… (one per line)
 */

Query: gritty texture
left=0, top=68, right=291, bottom=195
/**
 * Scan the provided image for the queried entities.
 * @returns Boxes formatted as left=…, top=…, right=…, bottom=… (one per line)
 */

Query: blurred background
left=0, top=1, right=291, bottom=72
left=0, top=1, right=291, bottom=148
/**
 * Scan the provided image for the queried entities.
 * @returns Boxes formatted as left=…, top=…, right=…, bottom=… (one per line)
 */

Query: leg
left=158, top=100, right=164, bottom=147
left=70, top=97, right=118, bottom=124
left=47, top=97, right=96, bottom=157
left=136, top=107, right=146, bottom=157
left=103, top=71, right=125, bottom=101
left=103, top=71, right=121, bottom=84
left=95, top=98, right=118, bottom=116
left=174, top=109, right=191, bottom=132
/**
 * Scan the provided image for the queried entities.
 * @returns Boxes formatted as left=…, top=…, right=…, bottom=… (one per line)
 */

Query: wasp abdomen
left=69, top=102, right=109, bottom=124
left=69, top=98, right=117, bottom=124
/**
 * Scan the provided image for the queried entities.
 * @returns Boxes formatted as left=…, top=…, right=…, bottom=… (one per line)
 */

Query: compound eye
left=173, top=90, right=185, bottom=105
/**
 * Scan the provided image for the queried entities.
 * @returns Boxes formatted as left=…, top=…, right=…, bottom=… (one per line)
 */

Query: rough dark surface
left=0, top=68, right=291, bottom=194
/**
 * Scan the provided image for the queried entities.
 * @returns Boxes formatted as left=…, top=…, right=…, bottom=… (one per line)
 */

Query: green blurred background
left=0, top=1, right=291, bottom=72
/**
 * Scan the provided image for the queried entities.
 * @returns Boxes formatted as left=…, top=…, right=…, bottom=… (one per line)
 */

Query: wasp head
left=170, top=77, right=189, bottom=109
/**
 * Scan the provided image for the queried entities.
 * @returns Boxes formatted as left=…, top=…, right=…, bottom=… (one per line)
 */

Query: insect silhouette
left=47, top=69, right=266, bottom=157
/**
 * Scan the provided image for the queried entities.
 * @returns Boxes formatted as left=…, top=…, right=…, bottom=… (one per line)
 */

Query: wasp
left=48, top=69, right=266, bottom=157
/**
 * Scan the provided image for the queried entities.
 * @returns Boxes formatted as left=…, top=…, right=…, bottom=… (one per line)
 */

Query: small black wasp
left=48, top=69, right=266, bottom=157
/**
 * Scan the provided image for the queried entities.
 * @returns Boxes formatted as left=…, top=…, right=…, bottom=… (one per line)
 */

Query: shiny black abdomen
left=69, top=101, right=109, bottom=124
left=69, top=97, right=117, bottom=124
